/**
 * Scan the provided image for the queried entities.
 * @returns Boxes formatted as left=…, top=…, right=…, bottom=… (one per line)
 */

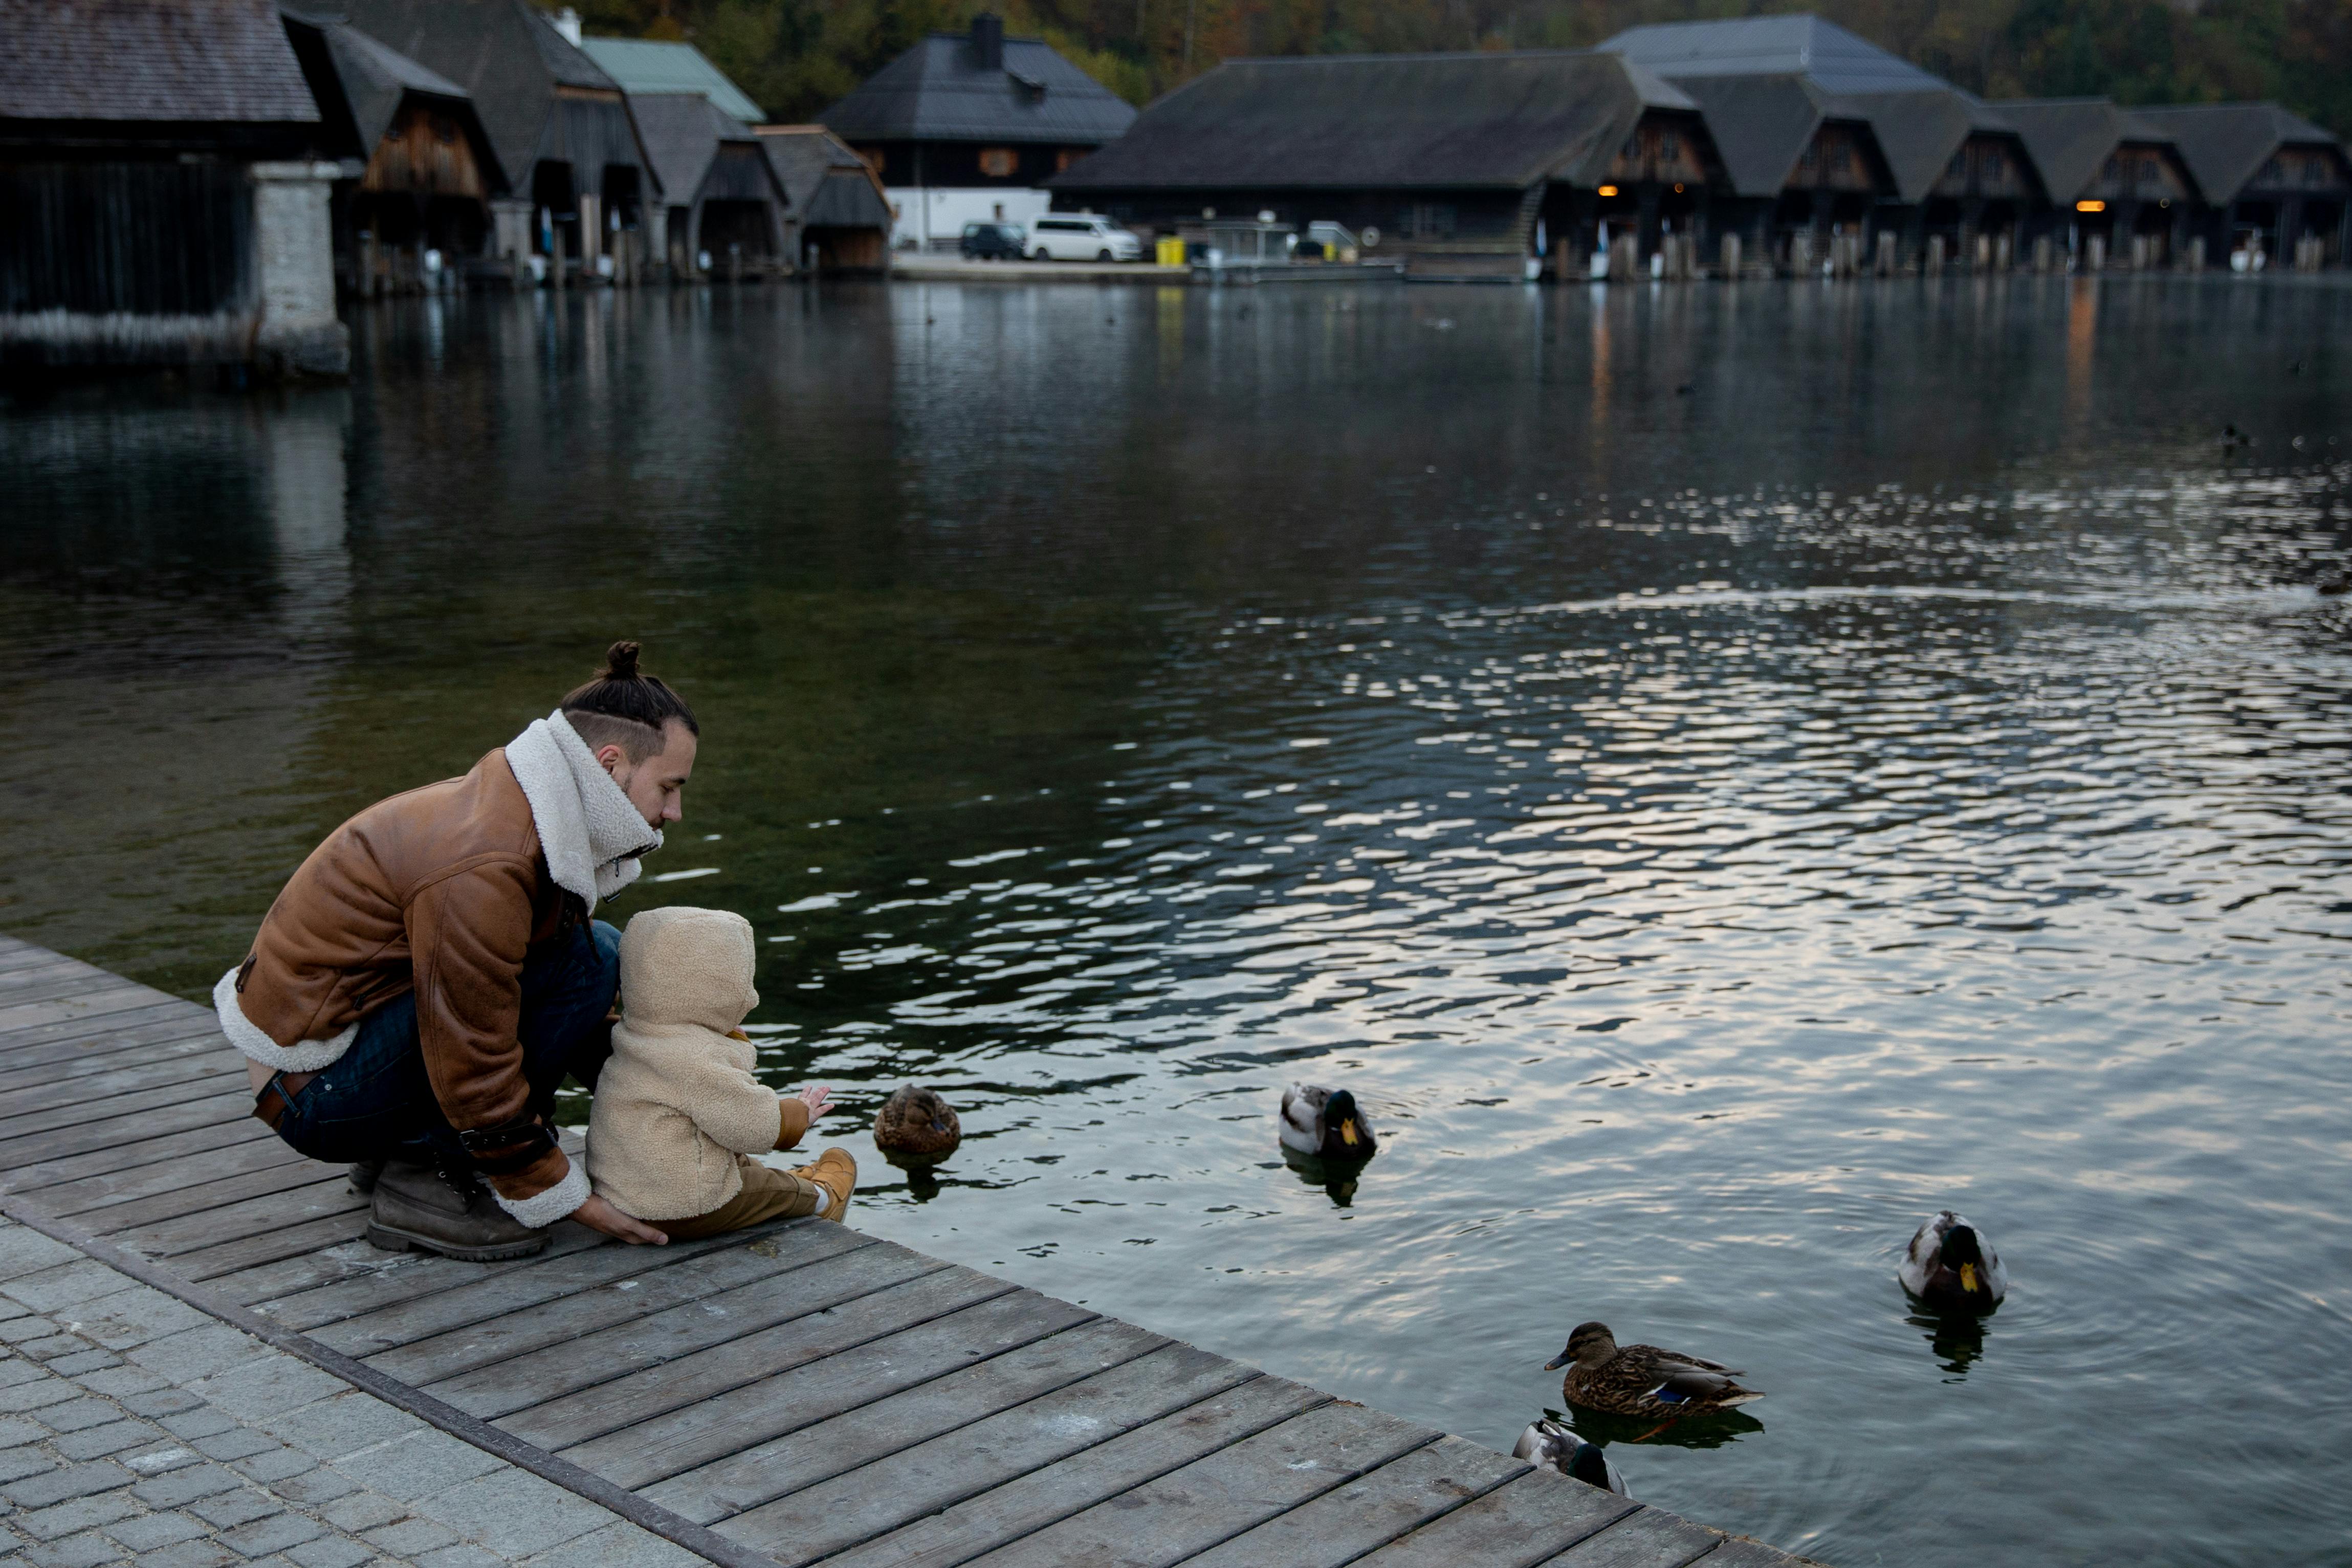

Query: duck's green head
left=1943, top=1223, right=1989, bottom=1297
left=1546, top=1320, right=1614, bottom=1371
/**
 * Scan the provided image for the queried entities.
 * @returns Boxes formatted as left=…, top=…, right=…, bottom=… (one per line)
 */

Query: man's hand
left=572, top=1192, right=668, bottom=1245
left=795, top=1085, right=832, bottom=1121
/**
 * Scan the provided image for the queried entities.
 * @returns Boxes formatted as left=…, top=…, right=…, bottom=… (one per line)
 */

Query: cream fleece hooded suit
left=587, top=906, right=810, bottom=1222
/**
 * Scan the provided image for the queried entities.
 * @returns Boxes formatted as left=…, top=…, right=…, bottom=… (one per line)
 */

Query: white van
left=1026, top=214, right=1143, bottom=262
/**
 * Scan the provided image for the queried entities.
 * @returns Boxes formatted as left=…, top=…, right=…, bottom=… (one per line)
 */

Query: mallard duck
left=1899, top=1210, right=2007, bottom=1311
left=1547, top=1322, right=1762, bottom=1418
left=873, top=1085, right=961, bottom=1161
left=1278, top=1084, right=1376, bottom=1163
left=1513, top=1417, right=1627, bottom=1496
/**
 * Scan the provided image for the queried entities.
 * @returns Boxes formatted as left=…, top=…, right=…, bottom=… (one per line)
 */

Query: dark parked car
left=961, top=222, right=1025, bottom=260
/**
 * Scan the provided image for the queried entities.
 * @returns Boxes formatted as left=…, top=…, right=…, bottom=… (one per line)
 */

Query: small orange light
left=2076, top=199, right=2106, bottom=213
left=1598, top=185, right=1620, bottom=197
left=1673, top=183, right=1684, bottom=193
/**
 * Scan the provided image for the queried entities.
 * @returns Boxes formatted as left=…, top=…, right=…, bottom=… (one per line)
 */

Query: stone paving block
left=192, top=1429, right=280, bottom=1464
left=283, top=1537, right=372, bottom=1568
left=12, top=1489, right=141, bottom=1543
left=0, top=1420, right=45, bottom=1450
left=11, top=1342, right=85, bottom=1367
left=103, top=1509, right=208, bottom=1550
left=159, top=1407, right=241, bottom=1442
left=214, top=1510, right=326, bottom=1559
left=187, top=1488, right=283, bottom=1529
left=0, top=1319, right=59, bottom=1346
left=0, top=1380, right=74, bottom=1416
left=122, top=1443, right=203, bottom=1476
left=414, top=1545, right=501, bottom=1568
left=71, top=1368, right=166, bottom=1403
left=130, top=1462, right=244, bottom=1508
left=0, top=1449, right=55, bottom=1485
left=29, top=1402, right=120, bottom=1438
left=3, top=1461, right=133, bottom=1510
left=118, top=1387, right=201, bottom=1418
left=318, top=1491, right=403, bottom=1534
left=406, top=1468, right=609, bottom=1558
left=0, top=1356, right=49, bottom=1386
left=66, top=1288, right=211, bottom=1354
left=19, top=1530, right=127, bottom=1568
left=3, top=1262, right=131, bottom=1314
left=515, top=1519, right=705, bottom=1568
left=0, top=1229, right=82, bottom=1285
left=338, top=1431, right=498, bottom=1504
left=256, top=1467, right=355, bottom=1509
left=125, top=1326, right=271, bottom=1386
left=50, top=1424, right=158, bottom=1463
left=38, top=1356, right=115, bottom=1383
left=261, top=1395, right=422, bottom=1463
left=133, top=1540, right=238, bottom=1568
left=359, top=1515, right=459, bottom=1556
left=231, top=1447, right=316, bottom=1486
left=188, top=1359, right=346, bottom=1426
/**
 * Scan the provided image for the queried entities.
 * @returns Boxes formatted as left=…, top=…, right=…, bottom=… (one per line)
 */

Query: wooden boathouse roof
left=1599, top=15, right=1945, bottom=96
left=758, top=125, right=892, bottom=227
left=0, top=0, right=320, bottom=126
left=630, top=92, right=780, bottom=211
left=1052, top=51, right=1697, bottom=195
left=333, top=0, right=650, bottom=195
left=2129, top=102, right=2349, bottom=203
left=1993, top=99, right=2196, bottom=204
left=0, top=931, right=1817, bottom=1568
left=578, top=37, right=763, bottom=124
left=818, top=21, right=1137, bottom=148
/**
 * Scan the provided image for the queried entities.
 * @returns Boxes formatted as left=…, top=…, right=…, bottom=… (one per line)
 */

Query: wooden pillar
left=578, top=190, right=602, bottom=280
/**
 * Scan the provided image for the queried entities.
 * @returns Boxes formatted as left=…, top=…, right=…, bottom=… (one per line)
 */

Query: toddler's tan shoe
left=790, top=1147, right=856, bottom=1222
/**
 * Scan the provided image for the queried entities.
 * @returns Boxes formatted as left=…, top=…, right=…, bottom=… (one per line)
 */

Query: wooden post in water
left=1720, top=232, right=1740, bottom=280
left=2086, top=234, right=2106, bottom=273
left=1925, top=234, right=1945, bottom=276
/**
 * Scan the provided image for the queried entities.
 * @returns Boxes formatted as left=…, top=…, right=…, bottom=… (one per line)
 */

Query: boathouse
left=335, top=0, right=656, bottom=280
left=630, top=94, right=788, bottom=277
left=1047, top=50, right=1721, bottom=281
left=280, top=8, right=505, bottom=295
left=576, top=36, right=763, bottom=123
left=2132, top=103, right=2351, bottom=270
left=0, top=0, right=346, bottom=374
left=818, top=13, right=1136, bottom=252
left=757, top=125, right=894, bottom=273
left=1995, top=100, right=2202, bottom=270
left=1600, top=16, right=2042, bottom=274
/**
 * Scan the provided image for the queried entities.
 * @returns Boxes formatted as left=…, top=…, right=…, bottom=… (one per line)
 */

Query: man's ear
left=595, top=743, right=630, bottom=779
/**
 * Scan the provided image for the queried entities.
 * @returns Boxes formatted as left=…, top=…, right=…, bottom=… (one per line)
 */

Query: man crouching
left=215, top=641, right=688, bottom=1259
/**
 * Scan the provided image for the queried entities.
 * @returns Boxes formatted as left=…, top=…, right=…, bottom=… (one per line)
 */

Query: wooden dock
left=0, top=934, right=1811, bottom=1568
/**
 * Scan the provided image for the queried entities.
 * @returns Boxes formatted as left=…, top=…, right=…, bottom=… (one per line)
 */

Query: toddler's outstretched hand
left=795, top=1085, right=832, bottom=1121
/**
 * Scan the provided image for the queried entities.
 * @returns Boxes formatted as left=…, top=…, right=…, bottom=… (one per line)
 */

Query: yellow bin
left=1156, top=237, right=1186, bottom=267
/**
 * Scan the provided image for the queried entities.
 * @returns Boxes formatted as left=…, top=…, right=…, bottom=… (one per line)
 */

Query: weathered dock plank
left=0, top=936, right=1815, bottom=1568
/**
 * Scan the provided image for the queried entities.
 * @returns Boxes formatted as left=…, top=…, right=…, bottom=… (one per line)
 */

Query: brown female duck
left=1547, top=1321, right=1763, bottom=1419
left=873, top=1085, right=961, bottom=1160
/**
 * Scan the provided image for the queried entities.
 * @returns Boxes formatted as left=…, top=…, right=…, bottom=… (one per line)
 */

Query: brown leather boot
left=367, top=1158, right=548, bottom=1262
left=788, top=1148, right=856, bottom=1223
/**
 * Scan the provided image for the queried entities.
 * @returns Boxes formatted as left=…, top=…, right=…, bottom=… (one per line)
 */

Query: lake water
left=6, top=276, right=2350, bottom=1565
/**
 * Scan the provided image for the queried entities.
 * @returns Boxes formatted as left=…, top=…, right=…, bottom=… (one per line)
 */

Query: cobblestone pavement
left=0, top=1218, right=708, bottom=1568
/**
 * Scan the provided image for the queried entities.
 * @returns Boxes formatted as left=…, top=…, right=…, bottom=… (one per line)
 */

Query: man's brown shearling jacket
left=233, top=748, right=583, bottom=1207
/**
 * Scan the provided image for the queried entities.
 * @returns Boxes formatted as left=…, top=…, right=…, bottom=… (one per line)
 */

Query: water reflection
left=1908, top=1308, right=1994, bottom=1379
left=1567, top=1404, right=1768, bottom=1451
left=4, top=278, right=2350, bottom=1567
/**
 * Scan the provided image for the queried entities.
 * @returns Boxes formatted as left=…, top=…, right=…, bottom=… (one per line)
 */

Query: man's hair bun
left=560, top=639, right=698, bottom=759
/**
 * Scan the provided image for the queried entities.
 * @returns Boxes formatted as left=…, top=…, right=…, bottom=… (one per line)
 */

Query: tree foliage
left=572, top=0, right=2352, bottom=136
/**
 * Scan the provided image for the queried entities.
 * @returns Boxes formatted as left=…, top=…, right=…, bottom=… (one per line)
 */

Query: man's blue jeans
left=268, top=920, right=620, bottom=1171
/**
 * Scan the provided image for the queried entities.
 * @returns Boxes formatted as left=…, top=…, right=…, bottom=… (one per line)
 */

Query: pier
left=0, top=933, right=1810, bottom=1567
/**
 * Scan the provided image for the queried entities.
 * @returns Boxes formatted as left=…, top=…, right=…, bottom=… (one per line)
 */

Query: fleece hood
left=617, top=904, right=758, bottom=1035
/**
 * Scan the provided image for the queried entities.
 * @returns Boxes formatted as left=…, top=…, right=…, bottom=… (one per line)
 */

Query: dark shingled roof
left=1051, top=51, right=1695, bottom=193
left=1832, top=87, right=2010, bottom=204
left=0, top=0, right=320, bottom=123
left=818, top=28, right=1136, bottom=146
left=1993, top=98, right=2180, bottom=202
left=334, top=0, right=640, bottom=190
left=759, top=125, right=891, bottom=226
left=2130, top=102, right=2345, bottom=203
left=631, top=91, right=772, bottom=207
left=1666, top=73, right=1839, bottom=198
left=283, top=8, right=467, bottom=149
left=1601, top=14, right=1946, bottom=95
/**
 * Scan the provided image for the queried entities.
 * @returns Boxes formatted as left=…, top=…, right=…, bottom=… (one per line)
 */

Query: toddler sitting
left=588, top=906, right=854, bottom=1240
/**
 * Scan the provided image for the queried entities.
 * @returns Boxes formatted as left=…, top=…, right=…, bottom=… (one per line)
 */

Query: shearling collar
left=504, top=709, right=662, bottom=909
